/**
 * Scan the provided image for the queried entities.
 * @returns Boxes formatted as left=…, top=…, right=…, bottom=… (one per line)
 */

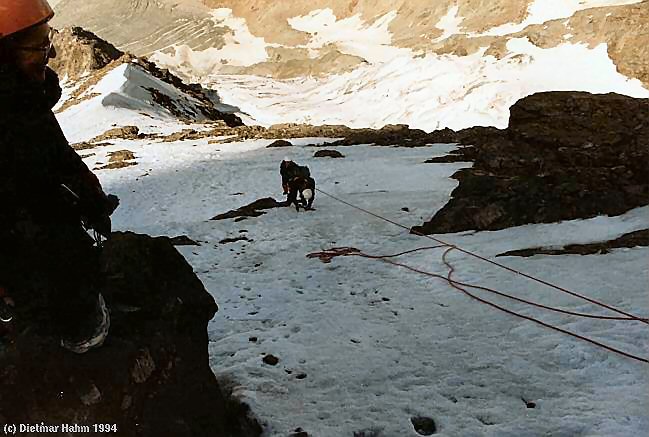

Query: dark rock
left=424, top=152, right=468, bottom=163
left=91, top=126, right=142, bottom=142
left=219, top=236, right=253, bottom=244
left=314, top=149, right=345, bottom=158
left=131, top=57, right=242, bottom=127
left=51, top=27, right=123, bottom=73
left=0, top=232, right=262, bottom=437
left=262, top=354, right=279, bottom=366
left=266, top=140, right=293, bottom=148
left=414, top=92, right=649, bottom=234
left=211, top=197, right=284, bottom=220
left=290, top=427, right=310, bottom=437
left=170, top=235, right=200, bottom=246
left=497, top=229, right=649, bottom=257
left=51, top=27, right=242, bottom=127
left=477, top=415, right=496, bottom=426
left=411, top=416, right=437, bottom=435
left=508, top=92, right=647, bottom=149
left=205, top=121, right=480, bottom=150
left=109, top=149, right=135, bottom=160
left=95, top=149, right=137, bottom=170
left=248, top=336, right=258, bottom=342
left=160, top=128, right=201, bottom=143
left=295, top=373, right=307, bottom=379
left=401, top=207, right=410, bottom=212
left=71, top=141, right=113, bottom=150
left=424, top=127, right=459, bottom=144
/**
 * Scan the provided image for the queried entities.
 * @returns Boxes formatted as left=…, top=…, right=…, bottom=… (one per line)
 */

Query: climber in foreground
left=0, top=0, right=118, bottom=353
left=279, top=159, right=316, bottom=211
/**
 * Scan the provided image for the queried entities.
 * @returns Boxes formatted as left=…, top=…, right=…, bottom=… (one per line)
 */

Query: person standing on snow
left=0, top=0, right=118, bottom=353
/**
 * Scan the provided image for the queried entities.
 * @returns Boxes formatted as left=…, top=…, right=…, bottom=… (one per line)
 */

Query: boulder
left=91, top=126, right=143, bottom=142
left=414, top=92, right=649, bottom=234
left=211, top=198, right=285, bottom=221
left=266, top=140, right=293, bottom=148
left=96, top=150, right=137, bottom=170
left=0, top=232, right=262, bottom=437
left=314, top=149, right=345, bottom=158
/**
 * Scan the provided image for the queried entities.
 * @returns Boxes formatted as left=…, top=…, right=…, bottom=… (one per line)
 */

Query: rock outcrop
left=496, top=229, right=649, bottom=257
left=211, top=198, right=285, bottom=221
left=96, top=150, right=138, bottom=170
left=266, top=139, right=294, bottom=148
left=49, top=26, right=123, bottom=81
left=314, top=149, right=345, bottom=158
left=51, top=27, right=243, bottom=127
left=413, top=92, right=649, bottom=234
left=0, top=232, right=262, bottom=437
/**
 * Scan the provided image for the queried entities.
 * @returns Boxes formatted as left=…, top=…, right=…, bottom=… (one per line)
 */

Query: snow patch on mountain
left=204, top=38, right=649, bottom=131
left=433, top=5, right=463, bottom=43
left=474, top=0, right=646, bottom=36
left=287, top=9, right=408, bottom=63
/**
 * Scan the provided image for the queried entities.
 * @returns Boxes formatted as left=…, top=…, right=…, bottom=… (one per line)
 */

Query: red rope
left=307, top=245, right=649, bottom=364
left=439, top=248, right=649, bottom=364
left=315, top=188, right=649, bottom=325
left=313, top=247, right=646, bottom=321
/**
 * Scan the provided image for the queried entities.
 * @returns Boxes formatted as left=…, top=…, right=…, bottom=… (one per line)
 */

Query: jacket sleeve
left=53, top=123, right=110, bottom=222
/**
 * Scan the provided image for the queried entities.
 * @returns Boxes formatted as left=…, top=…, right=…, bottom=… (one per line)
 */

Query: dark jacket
left=0, top=65, right=107, bottom=232
left=280, top=160, right=310, bottom=194
left=0, top=65, right=111, bottom=333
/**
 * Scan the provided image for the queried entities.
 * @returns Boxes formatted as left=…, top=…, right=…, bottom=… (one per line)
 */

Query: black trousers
left=0, top=219, right=100, bottom=338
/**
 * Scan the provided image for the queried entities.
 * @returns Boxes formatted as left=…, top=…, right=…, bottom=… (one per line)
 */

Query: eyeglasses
left=13, top=29, right=55, bottom=56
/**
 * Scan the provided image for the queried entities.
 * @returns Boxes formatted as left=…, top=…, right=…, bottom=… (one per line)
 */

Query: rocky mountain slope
left=50, top=0, right=649, bottom=131
left=51, top=0, right=648, bottom=86
left=413, top=91, right=649, bottom=233
left=49, top=26, right=241, bottom=142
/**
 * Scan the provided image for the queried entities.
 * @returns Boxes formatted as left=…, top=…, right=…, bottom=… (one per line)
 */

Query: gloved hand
left=105, top=194, right=120, bottom=215
left=85, top=194, right=119, bottom=239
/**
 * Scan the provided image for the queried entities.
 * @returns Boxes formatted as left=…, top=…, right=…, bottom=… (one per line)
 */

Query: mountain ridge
left=51, top=0, right=649, bottom=87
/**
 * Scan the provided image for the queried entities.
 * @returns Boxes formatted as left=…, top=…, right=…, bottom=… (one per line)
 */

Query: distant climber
left=280, top=160, right=310, bottom=194
left=279, top=160, right=315, bottom=211
left=0, top=0, right=119, bottom=353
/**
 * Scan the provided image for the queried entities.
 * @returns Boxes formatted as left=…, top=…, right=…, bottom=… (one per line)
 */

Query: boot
left=60, top=293, right=110, bottom=354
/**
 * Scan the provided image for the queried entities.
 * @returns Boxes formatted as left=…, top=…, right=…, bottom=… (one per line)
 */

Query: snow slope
left=78, top=132, right=649, bottom=436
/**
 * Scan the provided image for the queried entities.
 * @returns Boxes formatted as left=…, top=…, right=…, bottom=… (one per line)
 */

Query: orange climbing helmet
left=0, top=0, right=54, bottom=39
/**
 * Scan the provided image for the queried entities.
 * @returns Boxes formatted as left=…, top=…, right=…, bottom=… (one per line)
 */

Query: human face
left=12, top=23, right=57, bottom=82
